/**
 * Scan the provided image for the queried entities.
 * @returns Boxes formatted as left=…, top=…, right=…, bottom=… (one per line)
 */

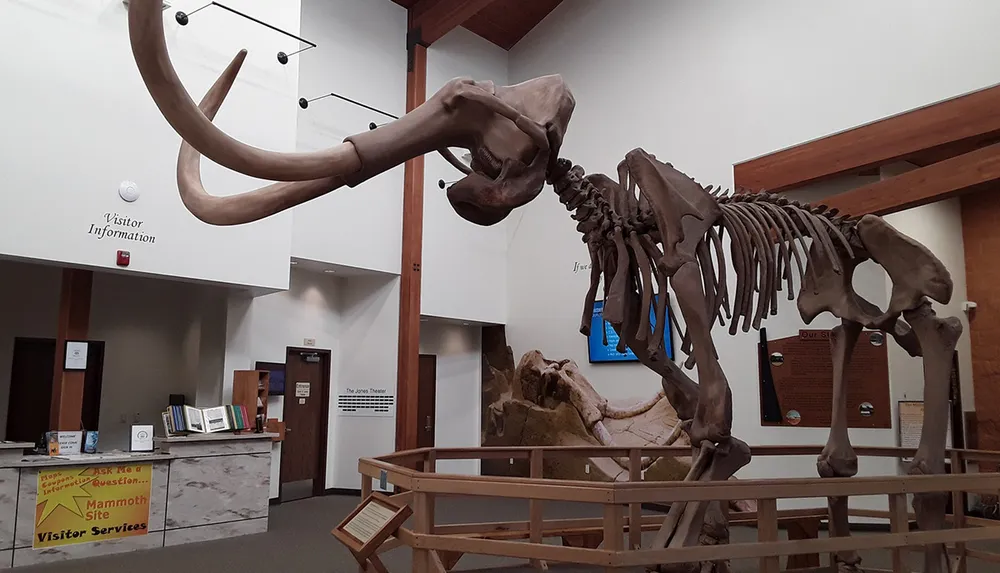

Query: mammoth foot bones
left=647, top=437, right=751, bottom=573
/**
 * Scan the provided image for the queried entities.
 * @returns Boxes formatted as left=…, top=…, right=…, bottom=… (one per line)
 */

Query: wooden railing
left=355, top=445, right=1000, bottom=572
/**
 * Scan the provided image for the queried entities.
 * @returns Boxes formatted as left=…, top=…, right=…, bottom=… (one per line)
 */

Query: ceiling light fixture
left=324, top=269, right=336, bottom=274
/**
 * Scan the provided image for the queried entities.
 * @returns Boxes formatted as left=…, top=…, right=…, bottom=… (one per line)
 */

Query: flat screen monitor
left=255, top=361, right=286, bottom=396
left=588, top=294, right=674, bottom=363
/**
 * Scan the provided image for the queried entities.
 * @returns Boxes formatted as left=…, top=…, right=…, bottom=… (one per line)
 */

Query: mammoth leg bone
left=856, top=215, right=960, bottom=573
left=817, top=319, right=864, bottom=571
left=667, top=438, right=751, bottom=551
left=650, top=441, right=716, bottom=550
left=670, top=261, right=733, bottom=446
left=903, top=300, right=963, bottom=573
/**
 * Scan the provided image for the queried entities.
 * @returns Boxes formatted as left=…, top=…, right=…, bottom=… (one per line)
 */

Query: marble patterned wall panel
left=163, top=517, right=266, bottom=546
left=0, top=469, right=18, bottom=551
left=165, top=453, right=270, bottom=529
left=163, top=439, right=271, bottom=459
left=12, top=532, right=164, bottom=567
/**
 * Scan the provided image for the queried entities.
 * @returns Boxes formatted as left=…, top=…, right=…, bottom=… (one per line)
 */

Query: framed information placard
left=332, top=492, right=411, bottom=569
left=899, top=400, right=953, bottom=463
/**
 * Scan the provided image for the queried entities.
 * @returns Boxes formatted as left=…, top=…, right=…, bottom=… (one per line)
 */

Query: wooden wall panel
left=823, top=142, right=1000, bottom=216
left=734, top=84, right=1000, bottom=192
left=961, top=187, right=1000, bottom=468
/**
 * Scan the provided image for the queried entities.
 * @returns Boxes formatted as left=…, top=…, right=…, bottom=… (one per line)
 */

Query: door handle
left=424, top=416, right=432, bottom=431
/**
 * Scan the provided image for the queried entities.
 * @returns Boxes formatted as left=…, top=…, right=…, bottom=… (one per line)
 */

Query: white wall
left=419, top=320, right=483, bottom=476
left=90, top=271, right=229, bottom=450
left=222, top=268, right=400, bottom=495
left=0, top=260, right=62, bottom=437
left=0, top=0, right=303, bottom=289
left=221, top=267, right=343, bottom=497
left=292, top=0, right=406, bottom=274
left=0, top=259, right=228, bottom=449
left=333, top=274, right=400, bottom=489
left=506, top=0, right=998, bottom=502
left=421, top=28, right=510, bottom=324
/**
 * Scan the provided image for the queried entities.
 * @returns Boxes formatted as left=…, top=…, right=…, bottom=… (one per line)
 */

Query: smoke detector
left=119, top=180, right=140, bottom=203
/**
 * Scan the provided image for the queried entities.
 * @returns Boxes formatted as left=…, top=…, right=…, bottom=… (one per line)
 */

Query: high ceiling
left=392, top=0, right=563, bottom=51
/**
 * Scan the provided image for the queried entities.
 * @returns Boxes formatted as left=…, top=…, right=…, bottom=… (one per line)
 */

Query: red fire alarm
left=116, top=250, right=131, bottom=267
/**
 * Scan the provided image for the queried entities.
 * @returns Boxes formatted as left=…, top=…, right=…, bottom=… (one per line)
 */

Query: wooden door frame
left=275, top=346, right=332, bottom=502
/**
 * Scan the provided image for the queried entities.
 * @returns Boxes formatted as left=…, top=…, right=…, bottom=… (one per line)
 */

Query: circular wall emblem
left=770, top=352, right=784, bottom=366
left=859, top=402, right=875, bottom=417
left=869, top=332, right=885, bottom=347
left=785, top=410, right=801, bottom=425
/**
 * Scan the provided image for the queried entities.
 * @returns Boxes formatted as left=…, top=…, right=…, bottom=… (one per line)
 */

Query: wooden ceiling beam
left=734, top=83, right=1000, bottom=192
left=823, top=141, right=1000, bottom=216
left=409, top=0, right=499, bottom=46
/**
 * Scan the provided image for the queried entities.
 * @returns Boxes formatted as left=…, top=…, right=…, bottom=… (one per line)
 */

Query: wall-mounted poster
left=255, top=361, right=286, bottom=395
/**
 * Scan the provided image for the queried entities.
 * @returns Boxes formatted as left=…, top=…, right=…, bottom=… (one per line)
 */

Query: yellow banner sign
left=34, top=463, right=152, bottom=548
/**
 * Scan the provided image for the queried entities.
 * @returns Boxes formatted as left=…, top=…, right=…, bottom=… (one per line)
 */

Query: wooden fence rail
left=349, top=446, right=1000, bottom=572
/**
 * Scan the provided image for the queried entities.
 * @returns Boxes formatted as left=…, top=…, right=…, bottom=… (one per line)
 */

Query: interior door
left=6, top=338, right=55, bottom=443
left=6, top=338, right=104, bottom=443
left=417, top=354, right=437, bottom=449
left=280, top=349, right=326, bottom=500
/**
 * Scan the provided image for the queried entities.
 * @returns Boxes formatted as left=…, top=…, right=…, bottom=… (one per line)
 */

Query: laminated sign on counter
left=33, top=463, right=153, bottom=548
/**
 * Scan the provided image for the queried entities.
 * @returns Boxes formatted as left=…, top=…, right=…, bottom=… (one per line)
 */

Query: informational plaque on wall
left=758, top=329, right=891, bottom=428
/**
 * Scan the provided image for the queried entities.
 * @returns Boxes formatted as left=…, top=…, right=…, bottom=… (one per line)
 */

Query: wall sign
left=64, top=341, right=88, bottom=371
left=87, top=212, right=157, bottom=244
left=759, top=329, right=891, bottom=428
left=34, top=464, right=152, bottom=548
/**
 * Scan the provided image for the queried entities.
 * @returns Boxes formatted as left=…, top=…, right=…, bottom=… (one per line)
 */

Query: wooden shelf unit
left=232, top=369, right=270, bottom=430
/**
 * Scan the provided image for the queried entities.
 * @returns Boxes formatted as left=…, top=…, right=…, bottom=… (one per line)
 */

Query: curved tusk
left=129, top=1, right=361, bottom=182
left=603, top=389, right=666, bottom=419
left=438, top=148, right=472, bottom=175
left=178, top=50, right=350, bottom=225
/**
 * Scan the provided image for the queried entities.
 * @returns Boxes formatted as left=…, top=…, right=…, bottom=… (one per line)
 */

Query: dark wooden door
left=417, top=354, right=437, bottom=448
left=6, top=338, right=104, bottom=442
left=280, top=349, right=327, bottom=489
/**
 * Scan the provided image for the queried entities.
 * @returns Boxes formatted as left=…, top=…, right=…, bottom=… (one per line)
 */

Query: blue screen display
left=588, top=295, right=674, bottom=363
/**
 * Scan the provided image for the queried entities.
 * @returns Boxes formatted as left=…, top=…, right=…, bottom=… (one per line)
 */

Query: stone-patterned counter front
left=0, top=434, right=275, bottom=568
left=156, top=434, right=274, bottom=546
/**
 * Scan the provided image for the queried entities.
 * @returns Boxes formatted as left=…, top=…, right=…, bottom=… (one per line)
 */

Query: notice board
left=758, top=329, right=891, bottom=429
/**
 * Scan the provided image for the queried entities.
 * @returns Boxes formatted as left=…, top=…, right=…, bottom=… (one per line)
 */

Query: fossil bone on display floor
left=481, top=348, right=755, bottom=514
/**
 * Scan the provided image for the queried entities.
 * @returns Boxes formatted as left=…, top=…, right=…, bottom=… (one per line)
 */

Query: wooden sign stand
left=332, top=492, right=412, bottom=572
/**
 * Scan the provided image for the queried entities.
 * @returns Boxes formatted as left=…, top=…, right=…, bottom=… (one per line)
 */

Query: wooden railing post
left=628, top=449, right=643, bottom=550
left=952, top=450, right=968, bottom=573
left=360, top=473, right=374, bottom=573
left=603, top=502, right=624, bottom=572
left=422, top=451, right=436, bottom=535
left=757, top=498, right=779, bottom=573
left=412, top=491, right=432, bottom=573
left=889, top=492, right=909, bottom=573
left=529, top=450, right=547, bottom=570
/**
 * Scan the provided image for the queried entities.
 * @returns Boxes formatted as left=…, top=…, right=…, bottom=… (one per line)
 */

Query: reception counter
left=0, top=434, right=276, bottom=568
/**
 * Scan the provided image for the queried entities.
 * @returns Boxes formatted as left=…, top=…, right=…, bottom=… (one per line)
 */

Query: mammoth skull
left=127, top=1, right=575, bottom=227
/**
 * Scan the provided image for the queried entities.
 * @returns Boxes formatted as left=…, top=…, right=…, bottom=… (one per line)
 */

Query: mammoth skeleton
left=128, top=3, right=961, bottom=572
